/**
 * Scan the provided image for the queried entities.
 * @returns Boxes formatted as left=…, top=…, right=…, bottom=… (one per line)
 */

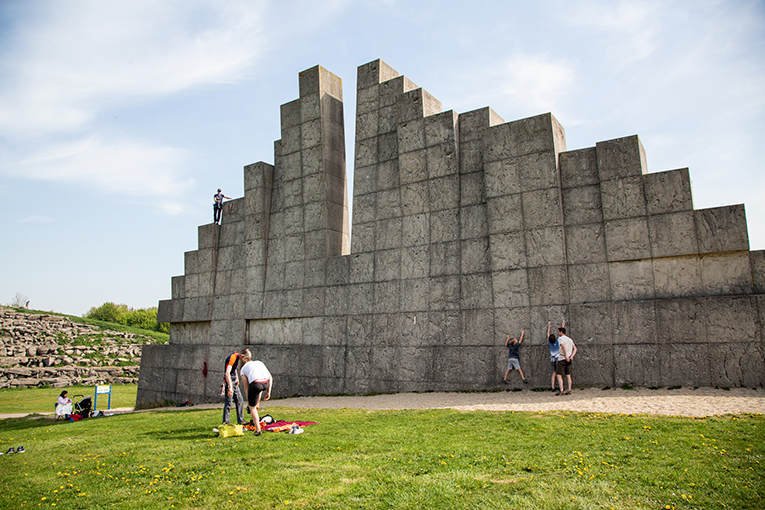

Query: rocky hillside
left=0, top=307, right=166, bottom=389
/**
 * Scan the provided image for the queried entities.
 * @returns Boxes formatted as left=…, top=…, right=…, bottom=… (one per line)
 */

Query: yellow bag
left=218, top=424, right=244, bottom=438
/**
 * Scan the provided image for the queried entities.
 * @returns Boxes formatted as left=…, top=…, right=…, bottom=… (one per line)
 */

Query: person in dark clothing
left=503, top=329, right=528, bottom=384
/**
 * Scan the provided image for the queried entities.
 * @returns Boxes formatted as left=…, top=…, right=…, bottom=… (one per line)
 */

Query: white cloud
left=500, top=55, right=576, bottom=113
left=0, top=0, right=267, bottom=137
left=6, top=135, right=195, bottom=211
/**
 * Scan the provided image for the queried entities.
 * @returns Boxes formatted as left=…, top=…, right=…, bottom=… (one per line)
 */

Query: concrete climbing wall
left=138, top=59, right=765, bottom=405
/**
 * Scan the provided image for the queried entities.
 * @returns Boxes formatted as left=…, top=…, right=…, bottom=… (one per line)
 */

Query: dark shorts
left=550, top=359, right=557, bottom=373
left=247, top=381, right=268, bottom=407
left=556, top=360, right=571, bottom=376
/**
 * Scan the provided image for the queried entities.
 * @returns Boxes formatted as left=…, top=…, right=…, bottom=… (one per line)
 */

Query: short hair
left=240, top=348, right=252, bottom=360
left=558, top=327, right=566, bottom=335
left=510, top=337, right=518, bottom=345
left=548, top=334, right=557, bottom=343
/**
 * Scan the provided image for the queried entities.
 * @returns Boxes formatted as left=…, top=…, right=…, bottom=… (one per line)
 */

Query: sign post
left=94, top=385, right=112, bottom=411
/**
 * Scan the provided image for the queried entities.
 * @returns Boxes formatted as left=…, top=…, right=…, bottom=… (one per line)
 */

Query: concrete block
left=596, top=135, right=647, bottom=181
left=429, top=175, right=459, bottom=211
left=375, top=248, right=401, bottom=282
left=425, top=110, right=457, bottom=147
left=644, top=168, right=693, bottom=214
left=375, top=217, right=402, bottom=250
left=614, top=345, right=661, bottom=387
left=518, top=151, right=559, bottom=192
left=399, top=149, right=427, bottom=185
left=302, top=145, right=323, bottom=176
left=565, top=223, right=607, bottom=265
left=401, top=182, right=428, bottom=216
left=429, top=276, right=460, bottom=311
left=483, top=113, right=563, bottom=163
left=396, top=346, right=436, bottom=383
left=326, top=255, right=349, bottom=286
left=301, top=92, right=320, bottom=122
left=649, top=211, right=698, bottom=258
left=571, top=344, right=614, bottom=387
left=494, top=307, right=530, bottom=343
left=522, top=188, right=563, bottom=229
left=347, top=283, right=374, bottom=315
left=658, top=342, right=711, bottom=386
left=280, top=99, right=301, bottom=130
left=374, top=281, right=401, bottom=313
left=490, top=231, right=526, bottom=271
left=695, top=205, right=750, bottom=254
left=461, top=309, right=494, bottom=346
left=283, top=289, right=303, bottom=317
left=281, top=125, right=301, bottom=155
left=427, top=311, right=462, bottom=346
left=751, top=250, right=765, bottom=294
left=568, top=263, right=610, bottom=304
left=458, top=107, right=503, bottom=143
left=605, top=217, right=651, bottom=261
left=655, top=298, right=707, bottom=344
left=460, top=204, right=488, bottom=241
left=356, top=83, right=379, bottom=115
left=376, top=188, right=402, bottom=220
left=461, top=273, right=492, bottom=309
left=526, top=227, right=566, bottom=267
left=703, top=295, right=759, bottom=343
left=171, top=276, right=185, bottom=300
left=357, top=59, right=399, bottom=89
left=426, top=142, right=458, bottom=178
left=459, top=140, right=483, bottom=175
left=484, top=158, right=521, bottom=198
left=355, top=137, right=378, bottom=169
left=560, top=147, right=599, bottom=189
left=611, top=300, right=657, bottom=345
left=562, top=185, right=603, bottom=226
left=401, top=278, right=429, bottom=312
left=600, top=176, right=647, bottom=221
left=569, top=302, right=613, bottom=345
left=709, top=342, right=765, bottom=387
left=487, top=194, right=523, bottom=234
left=351, top=222, right=374, bottom=254
left=429, top=241, right=460, bottom=277
left=461, top=238, right=490, bottom=274
left=527, top=265, right=568, bottom=306
left=400, top=213, right=427, bottom=248
left=430, top=209, right=459, bottom=243
left=378, top=132, right=398, bottom=162
left=460, top=171, right=484, bottom=206
left=402, top=245, right=429, bottom=279
left=527, top=305, right=567, bottom=344
left=301, top=118, right=321, bottom=149
left=700, top=252, right=753, bottom=295
left=354, top=164, right=376, bottom=196
left=353, top=193, right=376, bottom=224
left=378, top=104, right=397, bottom=133
left=653, top=255, right=702, bottom=298
left=356, top=111, right=379, bottom=141
left=398, top=119, right=424, bottom=153
left=396, top=88, right=442, bottom=124
left=376, top=160, right=399, bottom=191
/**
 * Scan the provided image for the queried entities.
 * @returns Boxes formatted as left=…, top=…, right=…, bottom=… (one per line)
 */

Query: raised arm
left=505, top=335, right=510, bottom=346
left=518, top=330, right=525, bottom=344
left=547, top=322, right=551, bottom=337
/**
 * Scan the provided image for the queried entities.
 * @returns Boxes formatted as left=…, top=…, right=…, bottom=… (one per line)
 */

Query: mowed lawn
left=0, top=401, right=762, bottom=509
left=0, top=384, right=138, bottom=415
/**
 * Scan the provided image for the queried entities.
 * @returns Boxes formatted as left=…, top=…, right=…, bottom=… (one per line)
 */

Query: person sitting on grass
left=239, top=352, right=273, bottom=436
left=503, top=330, right=528, bottom=384
left=55, top=390, right=73, bottom=418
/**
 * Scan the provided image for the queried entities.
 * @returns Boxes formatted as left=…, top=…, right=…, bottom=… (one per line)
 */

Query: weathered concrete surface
left=139, top=60, right=764, bottom=406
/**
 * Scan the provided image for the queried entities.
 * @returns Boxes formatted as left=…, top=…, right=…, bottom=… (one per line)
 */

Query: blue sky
left=1, top=0, right=763, bottom=316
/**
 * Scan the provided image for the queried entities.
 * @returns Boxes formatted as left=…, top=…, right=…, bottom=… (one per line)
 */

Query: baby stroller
left=73, top=395, right=93, bottom=418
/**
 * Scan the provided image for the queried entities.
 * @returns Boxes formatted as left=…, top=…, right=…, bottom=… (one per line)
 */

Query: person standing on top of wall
left=222, top=348, right=248, bottom=426
left=239, top=352, right=273, bottom=436
left=213, top=188, right=231, bottom=224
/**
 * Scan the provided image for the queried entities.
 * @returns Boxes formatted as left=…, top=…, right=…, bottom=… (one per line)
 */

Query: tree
left=85, top=302, right=128, bottom=324
left=10, top=292, right=29, bottom=308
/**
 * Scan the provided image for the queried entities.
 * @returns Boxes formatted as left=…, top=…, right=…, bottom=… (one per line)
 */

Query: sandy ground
left=3, top=387, right=763, bottom=420
left=262, top=387, right=765, bottom=417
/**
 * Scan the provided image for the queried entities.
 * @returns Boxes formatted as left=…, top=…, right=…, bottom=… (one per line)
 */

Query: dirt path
left=3, top=387, right=763, bottom=420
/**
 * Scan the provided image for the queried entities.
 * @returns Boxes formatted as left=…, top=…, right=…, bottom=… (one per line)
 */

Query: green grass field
left=0, top=400, right=762, bottom=509
left=0, top=385, right=138, bottom=415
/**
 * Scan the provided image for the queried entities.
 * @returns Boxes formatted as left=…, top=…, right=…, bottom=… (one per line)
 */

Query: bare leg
left=503, top=369, right=510, bottom=382
left=518, top=368, right=526, bottom=381
left=556, top=374, right=564, bottom=392
left=566, top=375, right=573, bottom=393
left=551, top=372, right=556, bottom=389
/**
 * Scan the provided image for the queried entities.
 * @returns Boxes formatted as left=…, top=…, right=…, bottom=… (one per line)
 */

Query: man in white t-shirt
left=555, top=321, right=577, bottom=395
left=239, top=353, right=273, bottom=436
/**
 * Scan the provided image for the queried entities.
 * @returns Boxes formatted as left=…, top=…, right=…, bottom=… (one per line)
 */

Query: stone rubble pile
left=0, top=307, right=157, bottom=389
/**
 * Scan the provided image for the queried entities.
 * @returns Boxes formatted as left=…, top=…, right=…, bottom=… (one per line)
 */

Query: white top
left=240, top=360, right=271, bottom=383
left=557, top=335, right=575, bottom=361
